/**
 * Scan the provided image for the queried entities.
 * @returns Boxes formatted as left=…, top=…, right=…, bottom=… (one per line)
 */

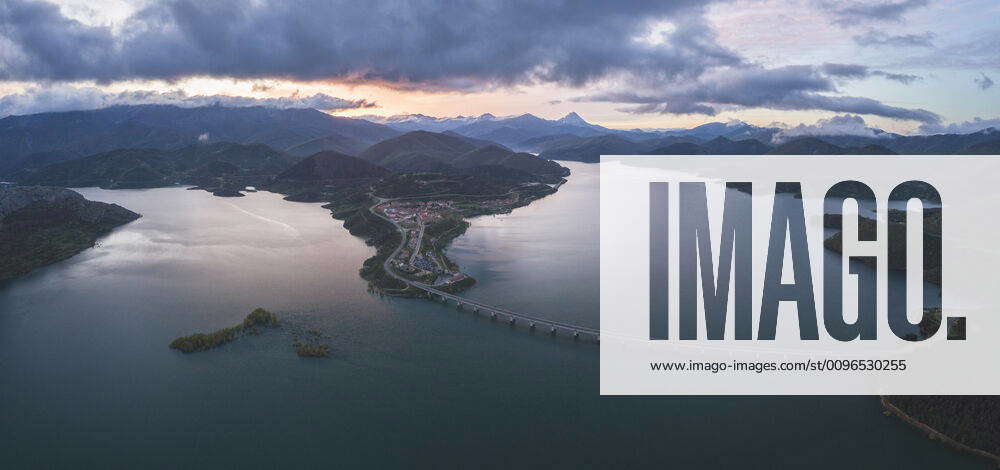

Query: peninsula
left=264, top=135, right=568, bottom=295
left=0, top=185, right=141, bottom=281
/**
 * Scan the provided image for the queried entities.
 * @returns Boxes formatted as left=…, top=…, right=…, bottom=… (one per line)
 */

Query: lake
left=0, top=162, right=983, bottom=468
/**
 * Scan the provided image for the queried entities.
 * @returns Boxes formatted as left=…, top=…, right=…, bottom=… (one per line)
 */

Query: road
left=367, top=199, right=409, bottom=284
left=408, top=225, right=425, bottom=265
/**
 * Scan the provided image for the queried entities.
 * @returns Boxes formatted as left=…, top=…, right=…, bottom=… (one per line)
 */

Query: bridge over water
left=411, top=282, right=600, bottom=342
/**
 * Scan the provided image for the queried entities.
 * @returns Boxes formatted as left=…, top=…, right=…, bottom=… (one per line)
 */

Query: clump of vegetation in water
left=170, top=308, right=280, bottom=353
left=292, top=329, right=331, bottom=358
left=294, top=344, right=331, bottom=357
left=242, top=307, right=280, bottom=328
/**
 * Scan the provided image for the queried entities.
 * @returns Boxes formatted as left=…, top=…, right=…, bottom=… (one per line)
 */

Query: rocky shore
left=0, top=186, right=141, bottom=280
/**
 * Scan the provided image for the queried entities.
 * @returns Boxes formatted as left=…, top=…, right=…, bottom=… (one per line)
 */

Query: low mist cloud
left=919, top=117, right=1000, bottom=134
left=577, top=65, right=939, bottom=123
left=0, top=86, right=374, bottom=117
left=772, top=115, right=887, bottom=143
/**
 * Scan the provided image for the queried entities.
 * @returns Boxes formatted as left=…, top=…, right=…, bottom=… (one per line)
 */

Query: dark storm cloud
left=0, top=0, right=941, bottom=122
left=0, top=87, right=373, bottom=117
left=820, top=0, right=930, bottom=23
left=0, top=0, right=739, bottom=87
left=853, top=31, right=935, bottom=48
left=251, top=83, right=275, bottom=93
left=974, top=73, right=995, bottom=90
left=821, top=63, right=920, bottom=84
left=870, top=71, right=920, bottom=85
left=578, top=64, right=937, bottom=122
left=820, top=63, right=870, bottom=79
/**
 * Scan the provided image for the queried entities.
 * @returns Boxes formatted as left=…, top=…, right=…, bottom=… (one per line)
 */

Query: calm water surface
left=0, top=162, right=984, bottom=468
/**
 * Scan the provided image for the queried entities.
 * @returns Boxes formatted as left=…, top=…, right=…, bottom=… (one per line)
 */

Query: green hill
left=13, top=142, right=299, bottom=189
left=14, top=148, right=175, bottom=189
left=286, top=132, right=370, bottom=157
left=359, top=131, right=477, bottom=170
left=359, top=131, right=567, bottom=180
left=278, top=151, right=392, bottom=180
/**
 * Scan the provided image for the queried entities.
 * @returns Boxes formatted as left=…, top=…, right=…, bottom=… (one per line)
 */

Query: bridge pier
left=417, top=285, right=601, bottom=342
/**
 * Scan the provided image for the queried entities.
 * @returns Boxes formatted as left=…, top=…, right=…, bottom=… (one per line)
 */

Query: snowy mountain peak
left=557, top=111, right=590, bottom=126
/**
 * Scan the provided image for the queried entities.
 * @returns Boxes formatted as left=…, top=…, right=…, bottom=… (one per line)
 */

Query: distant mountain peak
left=557, top=112, right=590, bottom=126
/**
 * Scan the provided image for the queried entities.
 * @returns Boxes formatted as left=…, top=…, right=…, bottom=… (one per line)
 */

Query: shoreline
left=881, top=396, right=1000, bottom=465
left=365, top=183, right=562, bottom=298
left=0, top=186, right=142, bottom=281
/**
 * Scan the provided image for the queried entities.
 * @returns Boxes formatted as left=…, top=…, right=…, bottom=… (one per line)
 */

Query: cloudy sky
left=1, top=0, right=998, bottom=134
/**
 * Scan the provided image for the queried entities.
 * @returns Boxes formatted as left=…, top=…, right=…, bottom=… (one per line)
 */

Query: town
left=374, top=195, right=520, bottom=288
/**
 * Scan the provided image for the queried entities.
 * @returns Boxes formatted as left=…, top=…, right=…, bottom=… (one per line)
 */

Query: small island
left=170, top=307, right=281, bottom=353
left=171, top=308, right=333, bottom=358
left=294, top=343, right=331, bottom=358
left=291, top=328, right=332, bottom=357
left=210, top=187, right=247, bottom=198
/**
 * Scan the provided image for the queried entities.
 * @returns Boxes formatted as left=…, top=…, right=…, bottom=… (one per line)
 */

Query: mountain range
left=364, top=111, right=622, bottom=149
left=530, top=124, right=997, bottom=162
left=12, top=128, right=569, bottom=190
left=2, top=105, right=999, bottom=183
left=0, top=104, right=399, bottom=176
left=365, top=110, right=1000, bottom=158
